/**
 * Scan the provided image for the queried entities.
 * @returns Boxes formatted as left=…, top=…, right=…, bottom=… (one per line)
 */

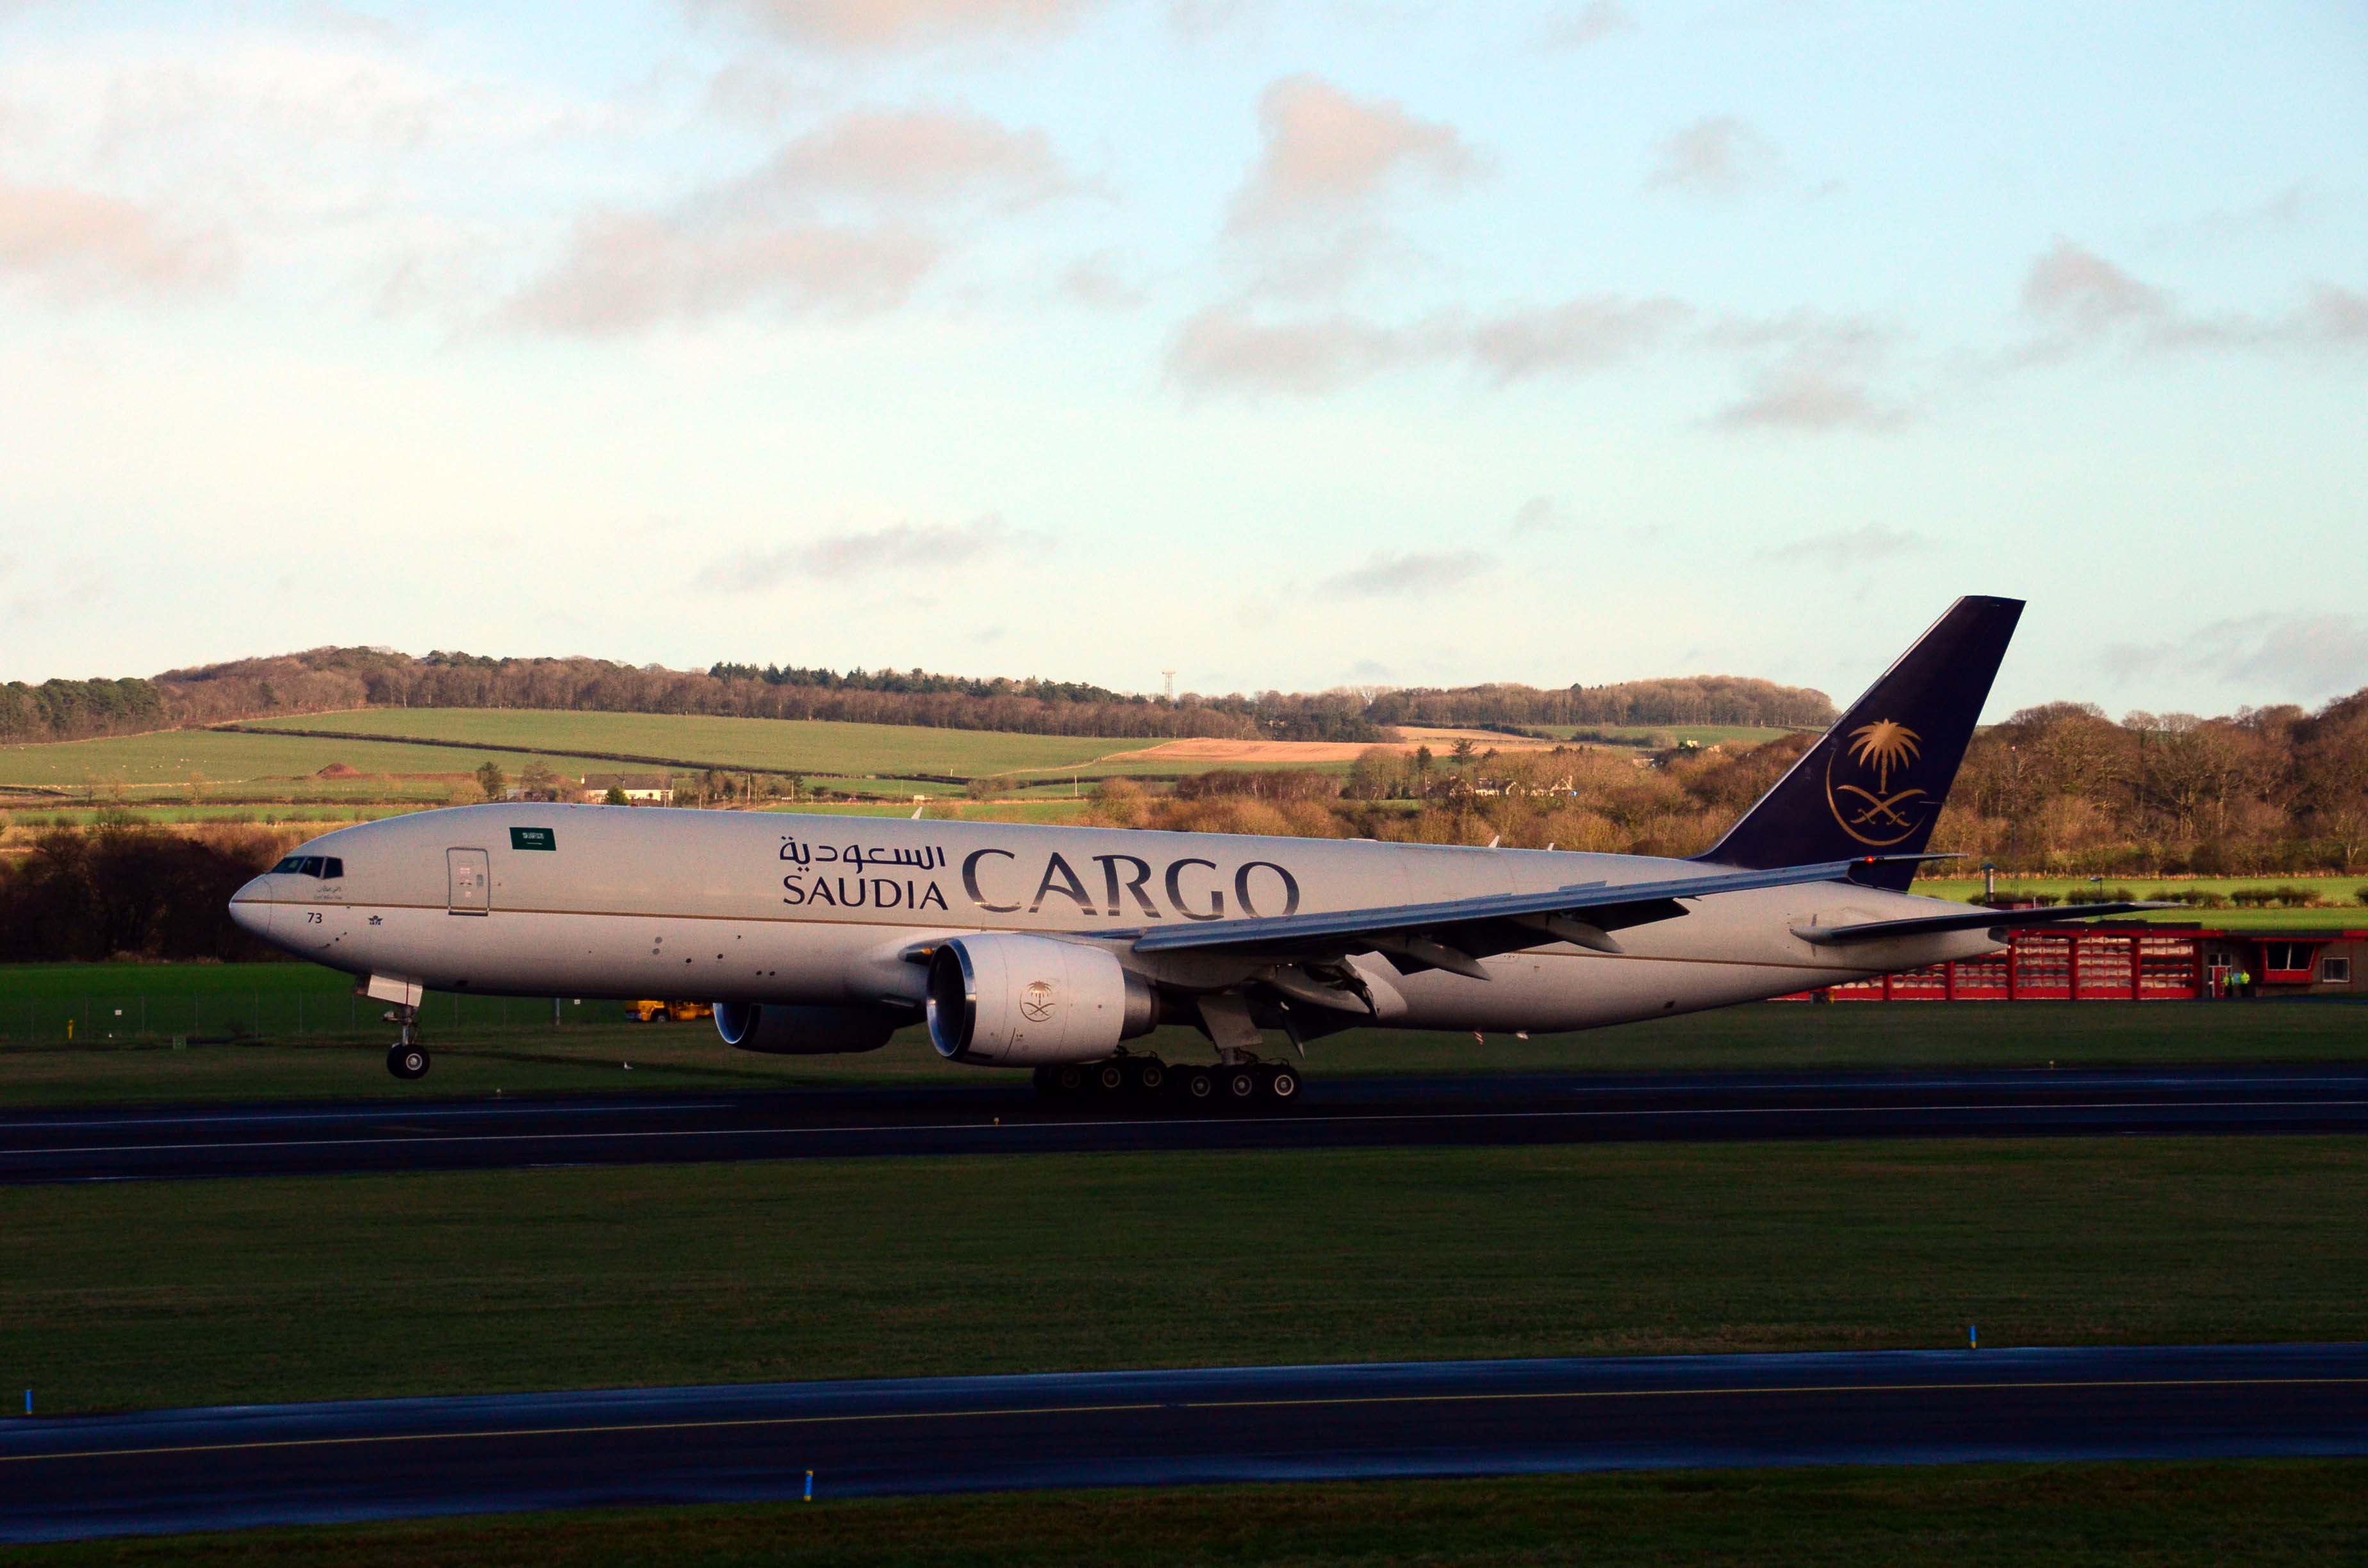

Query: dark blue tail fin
left=1697, top=596, right=2023, bottom=892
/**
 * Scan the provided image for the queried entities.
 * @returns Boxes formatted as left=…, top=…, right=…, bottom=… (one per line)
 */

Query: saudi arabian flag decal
left=510, top=826, right=557, bottom=852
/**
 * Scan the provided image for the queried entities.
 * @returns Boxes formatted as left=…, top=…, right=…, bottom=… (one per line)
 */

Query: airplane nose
left=229, top=878, right=278, bottom=941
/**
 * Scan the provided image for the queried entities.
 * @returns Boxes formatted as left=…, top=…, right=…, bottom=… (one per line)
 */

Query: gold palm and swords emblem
left=1825, top=719, right=1927, bottom=844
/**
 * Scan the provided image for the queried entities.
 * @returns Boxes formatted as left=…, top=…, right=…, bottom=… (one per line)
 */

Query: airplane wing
left=1130, top=856, right=1902, bottom=977
left=1791, top=901, right=2178, bottom=945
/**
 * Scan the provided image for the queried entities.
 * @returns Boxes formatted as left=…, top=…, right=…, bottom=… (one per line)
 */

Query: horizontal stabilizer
left=1791, top=902, right=2178, bottom=946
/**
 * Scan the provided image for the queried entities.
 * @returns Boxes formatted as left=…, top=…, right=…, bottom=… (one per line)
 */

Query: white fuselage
left=229, top=803, right=2001, bottom=1044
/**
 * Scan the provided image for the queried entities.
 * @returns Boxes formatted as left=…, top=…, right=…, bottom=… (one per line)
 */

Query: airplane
left=229, top=596, right=2161, bottom=1101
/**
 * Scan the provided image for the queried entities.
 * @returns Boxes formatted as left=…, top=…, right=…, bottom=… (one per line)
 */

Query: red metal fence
left=1788, top=927, right=2204, bottom=1002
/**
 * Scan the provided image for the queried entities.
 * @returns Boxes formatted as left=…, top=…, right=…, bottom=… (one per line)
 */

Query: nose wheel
left=385, top=1008, right=430, bottom=1080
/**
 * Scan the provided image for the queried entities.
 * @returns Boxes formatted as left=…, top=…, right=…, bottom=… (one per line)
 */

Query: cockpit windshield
left=269, top=856, right=345, bottom=879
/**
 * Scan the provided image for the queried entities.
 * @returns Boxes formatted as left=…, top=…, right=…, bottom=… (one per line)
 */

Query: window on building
left=2323, top=955, right=2353, bottom=985
left=2262, top=942, right=2319, bottom=979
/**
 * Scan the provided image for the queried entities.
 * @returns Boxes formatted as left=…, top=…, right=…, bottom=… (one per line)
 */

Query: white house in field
left=579, top=774, right=675, bottom=805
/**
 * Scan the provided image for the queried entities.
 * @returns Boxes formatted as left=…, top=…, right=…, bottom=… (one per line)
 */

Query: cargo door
left=447, top=848, right=491, bottom=915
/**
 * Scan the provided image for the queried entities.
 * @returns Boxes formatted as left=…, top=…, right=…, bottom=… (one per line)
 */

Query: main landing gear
left=1032, top=1054, right=1300, bottom=1110
left=384, top=1006, right=430, bottom=1081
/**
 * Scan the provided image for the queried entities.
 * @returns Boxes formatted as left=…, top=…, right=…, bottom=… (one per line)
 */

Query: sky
left=0, top=0, right=2362, bottom=719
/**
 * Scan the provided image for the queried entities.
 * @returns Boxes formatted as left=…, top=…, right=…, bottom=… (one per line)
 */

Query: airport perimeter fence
left=0, top=992, right=628, bottom=1047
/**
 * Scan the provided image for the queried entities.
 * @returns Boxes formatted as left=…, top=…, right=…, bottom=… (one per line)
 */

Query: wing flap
left=1792, top=901, right=2178, bottom=945
left=1131, top=856, right=1894, bottom=961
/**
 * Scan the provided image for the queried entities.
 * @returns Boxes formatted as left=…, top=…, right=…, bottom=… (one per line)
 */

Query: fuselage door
left=447, top=848, right=491, bottom=915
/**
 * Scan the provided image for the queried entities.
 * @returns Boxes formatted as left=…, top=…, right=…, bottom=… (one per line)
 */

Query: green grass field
left=244, top=708, right=1158, bottom=779
left=3, top=966, right=2362, bottom=1104
left=0, top=728, right=586, bottom=796
left=1916, top=876, right=2368, bottom=928
left=1, top=804, right=411, bottom=828
left=6, top=1136, right=2363, bottom=1414
left=15, top=1464, right=2365, bottom=1567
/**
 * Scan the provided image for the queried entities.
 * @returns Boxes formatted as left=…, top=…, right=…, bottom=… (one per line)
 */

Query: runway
left=5, top=1064, right=2366, bottom=1183
left=3, top=1342, right=2362, bottom=1542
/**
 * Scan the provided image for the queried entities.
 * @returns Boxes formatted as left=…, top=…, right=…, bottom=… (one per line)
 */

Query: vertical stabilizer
left=1697, top=596, right=2023, bottom=892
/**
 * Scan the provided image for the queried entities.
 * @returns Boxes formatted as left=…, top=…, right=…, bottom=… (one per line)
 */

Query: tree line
left=1089, top=684, right=2368, bottom=878
left=0, top=819, right=300, bottom=962
left=1363, top=674, right=1835, bottom=731
left=0, top=678, right=170, bottom=744
left=10, top=646, right=1836, bottom=748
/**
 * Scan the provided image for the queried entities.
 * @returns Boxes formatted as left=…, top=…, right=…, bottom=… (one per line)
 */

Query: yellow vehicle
left=627, top=1000, right=712, bottom=1023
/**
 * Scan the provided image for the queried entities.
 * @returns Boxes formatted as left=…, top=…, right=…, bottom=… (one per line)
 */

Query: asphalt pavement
left=3, top=1064, right=2364, bottom=1182
left=4, top=1342, right=2363, bottom=1542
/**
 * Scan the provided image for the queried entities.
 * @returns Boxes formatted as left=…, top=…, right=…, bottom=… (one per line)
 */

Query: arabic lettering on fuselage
left=778, top=837, right=952, bottom=912
left=776, top=837, right=1302, bottom=922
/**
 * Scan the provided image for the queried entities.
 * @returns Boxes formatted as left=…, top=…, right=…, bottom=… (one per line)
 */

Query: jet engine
left=713, top=1001, right=907, bottom=1056
left=926, top=934, right=1158, bottom=1066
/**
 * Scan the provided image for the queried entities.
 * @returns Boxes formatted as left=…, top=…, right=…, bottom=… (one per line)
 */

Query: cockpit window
left=321, top=858, right=343, bottom=879
left=269, top=856, right=345, bottom=879
left=272, top=856, right=304, bottom=874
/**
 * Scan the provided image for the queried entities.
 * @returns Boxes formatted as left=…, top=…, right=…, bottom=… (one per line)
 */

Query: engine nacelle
left=713, top=1001, right=907, bottom=1056
left=926, top=935, right=1157, bottom=1066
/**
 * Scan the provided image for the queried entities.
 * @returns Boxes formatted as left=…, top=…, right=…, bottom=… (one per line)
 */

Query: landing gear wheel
left=1181, top=1067, right=1216, bottom=1104
left=1094, top=1061, right=1128, bottom=1095
left=1222, top=1066, right=1261, bottom=1104
left=1053, top=1064, right=1089, bottom=1096
left=1128, top=1058, right=1167, bottom=1096
left=386, top=1042, right=431, bottom=1081
left=1265, top=1065, right=1301, bottom=1102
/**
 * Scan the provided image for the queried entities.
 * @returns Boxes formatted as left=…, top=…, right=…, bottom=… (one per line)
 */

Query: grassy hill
left=240, top=709, right=1160, bottom=780
left=0, top=730, right=576, bottom=801
left=0, top=712, right=1190, bottom=819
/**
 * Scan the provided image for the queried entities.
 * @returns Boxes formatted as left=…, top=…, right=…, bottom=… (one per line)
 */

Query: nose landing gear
left=384, top=1006, right=430, bottom=1080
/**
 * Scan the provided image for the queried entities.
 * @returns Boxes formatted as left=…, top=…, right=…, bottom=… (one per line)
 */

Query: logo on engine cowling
left=1020, top=981, right=1057, bottom=1024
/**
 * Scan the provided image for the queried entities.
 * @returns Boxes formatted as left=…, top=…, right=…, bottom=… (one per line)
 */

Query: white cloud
left=1759, top=525, right=1925, bottom=567
left=1543, top=2, right=1634, bottom=48
left=504, top=105, right=1071, bottom=334
left=1227, top=75, right=1478, bottom=232
left=1167, top=306, right=1433, bottom=393
left=1714, top=365, right=1907, bottom=431
left=1508, top=496, right=1567, bottom=535
left=1468, top=296, right=1690, bottom=381
left=1321, top=549, right=1492, bottom=597
left=1646, top=116, right=1781, bottom=197
left=733, top=106, right=1071, bottom=208
left=0, top=180, right=234, bottom=301
left=689, top=0, right=1092, bottom=51
left=1168, top=297, right=1690, bottom=393
left=2103, top=614, right=2368, bottom=704
left=696, top=515, right=1046, bottom=591
left=2018, top=239, right=2368, bottom=359
left=502, top=213, right=939, bottom=334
